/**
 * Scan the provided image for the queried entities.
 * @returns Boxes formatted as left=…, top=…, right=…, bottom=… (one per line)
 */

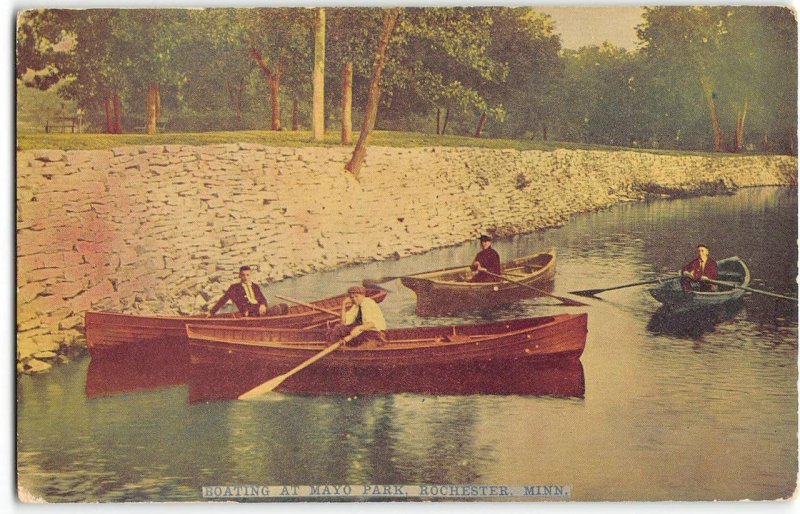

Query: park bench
left=134, top=118, right=169, bottom=133
left=45, top=115, right=82, bottom=133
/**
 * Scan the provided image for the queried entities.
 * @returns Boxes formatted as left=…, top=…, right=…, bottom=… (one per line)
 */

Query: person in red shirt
left=470, top=235, right=501, bottom=283
left=680, top=244, right=718, bottom=292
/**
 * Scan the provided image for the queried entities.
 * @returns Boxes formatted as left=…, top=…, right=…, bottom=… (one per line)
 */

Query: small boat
left=649, top=256, right=751, bottom=310
left=186, top=313, right=587, bottom=400
left=400, top=248, right=557, bottom=315
left=84, top=288, right=388, bottom=363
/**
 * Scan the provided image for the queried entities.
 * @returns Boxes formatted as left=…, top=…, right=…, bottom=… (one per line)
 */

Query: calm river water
left=17, top=187, right=797, bottom=502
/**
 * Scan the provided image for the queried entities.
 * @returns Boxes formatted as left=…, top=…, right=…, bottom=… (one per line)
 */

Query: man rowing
left=326, top=286, right=387, bottom=346
left=680, top=244, right=718, bottom=292
left=470, top=234, right=501, bottom=282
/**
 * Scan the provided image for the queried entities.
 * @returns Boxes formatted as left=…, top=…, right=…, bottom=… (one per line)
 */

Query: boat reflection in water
left=188, top=358, right=585, bottom=403
left=85, top=342, right=189, bottom=399
left=646, top=299, right=745, bottom=338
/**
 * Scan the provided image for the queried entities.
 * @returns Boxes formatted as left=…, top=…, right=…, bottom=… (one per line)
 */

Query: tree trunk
left=292, top=97, right=300, bottom=131
left=345, top=8, right=400, bottom=179
left=541, top=122, right=548, bottom=141
left=763, top=131, right=769, bottom=153
left=104, top=97, right=113, bottom=134
left=441, top=108, right=450, bottom=135
left=312, top=8, right=326, bottom=141
left=146, top=83, right=160, bottom=135
left=269, top=74, right=281, bottom=131
left=474, top=112, right=488, bottom=138
left=341, top=62, right=353, bottom=145
left=436, top=108, right=441, bottom=135
left=251, top=47, right=284, bottom=131
left=236, top=77, right=244, bottom=128
left=701, top=77, right=724, bottom=152
left=112, top=93, right=123, bottom=134
left=733, top=98, right=748, bottom=153
left=228, top=78, right=245, bottom=128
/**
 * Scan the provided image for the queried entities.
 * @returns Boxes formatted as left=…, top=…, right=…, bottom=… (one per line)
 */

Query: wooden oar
left=702, top=278, right=799, bottom=302
left=362, top=264, right=470, bottom=287
left=274, top=294, right=338, bottom=316
left=570, top=277, right=677, bottom=298
left=238, top=334, right=354, bottom=399
left=482, top=270, right=587, bottom=307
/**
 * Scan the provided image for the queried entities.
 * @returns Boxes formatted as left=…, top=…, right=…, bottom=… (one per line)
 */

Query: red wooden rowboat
left=186, top=313, right=587, bottom=401
left=84, top=288, right=388, bottom=364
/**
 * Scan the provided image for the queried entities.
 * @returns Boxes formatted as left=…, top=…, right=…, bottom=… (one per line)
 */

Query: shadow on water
left=646, top=299, right=745, bottom=339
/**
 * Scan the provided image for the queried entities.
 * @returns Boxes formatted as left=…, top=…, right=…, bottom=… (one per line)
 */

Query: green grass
left=15, top=129, right=741, bottom=158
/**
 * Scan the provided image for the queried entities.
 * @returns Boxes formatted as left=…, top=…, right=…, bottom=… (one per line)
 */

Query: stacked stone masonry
left=16, top=144, right=797, bottom=371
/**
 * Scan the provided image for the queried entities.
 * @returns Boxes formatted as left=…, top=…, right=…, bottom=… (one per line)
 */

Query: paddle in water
left=570, top=277, right=678, bottom=298
left=481, top=270, right=587, bottom=307
left=238, top=334, right=354, bottom=399
left=702, top=278, right=798, bottom=302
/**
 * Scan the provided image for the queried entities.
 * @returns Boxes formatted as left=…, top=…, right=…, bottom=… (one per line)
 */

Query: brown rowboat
left=186, top=313, right=587, bottom=400
left=400, top=248, right=557, bottom=316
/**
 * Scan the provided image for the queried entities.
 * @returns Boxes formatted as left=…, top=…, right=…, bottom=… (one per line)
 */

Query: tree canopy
left=17, top=6, right=797, bottom=154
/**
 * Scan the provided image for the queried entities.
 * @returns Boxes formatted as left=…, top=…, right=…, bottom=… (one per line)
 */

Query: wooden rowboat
left=400, top=248, right=557, bottom=316
left=649, top=256, right=751, bottom=310
left=84, top=288, right=388, bottom=363
left=186, top=313, right=587, bottom=400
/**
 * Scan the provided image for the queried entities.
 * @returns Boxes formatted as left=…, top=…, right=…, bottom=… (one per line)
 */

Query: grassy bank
left=16, top=129, right=736, bottom=158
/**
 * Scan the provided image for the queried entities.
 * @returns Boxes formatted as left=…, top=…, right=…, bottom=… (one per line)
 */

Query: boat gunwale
left=85, top=289, right=387, bottom=323
left=186, top=313, right=583, bottom=352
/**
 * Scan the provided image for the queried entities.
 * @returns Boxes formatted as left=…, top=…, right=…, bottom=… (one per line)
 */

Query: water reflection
left=86, top=350, right=188, bottom=399
left=188, top=359, right=585, bottom=403
left=647, top=300, right=745, bottom=339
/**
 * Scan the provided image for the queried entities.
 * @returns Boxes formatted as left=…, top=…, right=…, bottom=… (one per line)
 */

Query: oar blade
left=561, top=296, right=589, bottom=306
left=569, top=288, right=604, bottom=298
left=361, top=279, right=390, bottom=290
left=363, top=276, right=399, bottom=287
left=238, top=375, right=287, bottom=400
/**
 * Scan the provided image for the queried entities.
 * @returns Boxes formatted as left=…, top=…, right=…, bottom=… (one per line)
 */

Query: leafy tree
left=245, top=8, right=314, bottom=131
left=481, top=8, right=561, bottom=139
left=637, top=6, right=797, bottom=153
left=553, top=44, right=643, bottom=146
left=326, top=8, right=384, bottom=144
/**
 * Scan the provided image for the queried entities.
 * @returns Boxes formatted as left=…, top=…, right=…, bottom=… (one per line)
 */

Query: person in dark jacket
left=470, top=235, right=501, bottom=283
left=680, top=244, right=718, bottom=292
left=207, top=266, right=286, bottom=317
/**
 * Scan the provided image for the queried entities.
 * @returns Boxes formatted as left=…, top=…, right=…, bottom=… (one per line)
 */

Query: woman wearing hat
left=326, top=286, right=387, bottom=345
left=470, top=235, right=501, bottom=283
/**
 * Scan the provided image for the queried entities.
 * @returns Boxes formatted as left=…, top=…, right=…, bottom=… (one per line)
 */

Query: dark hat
left=347, top=285, right=367, bottom=295
left=696, top=244, right=709, bottom=250
left=479, top=235, right=492, bottom=242
left=239, top=265, right=252, bottom=272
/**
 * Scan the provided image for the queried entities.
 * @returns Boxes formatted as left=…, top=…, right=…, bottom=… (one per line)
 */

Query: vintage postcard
left=14, top=3, right=798, bottom=506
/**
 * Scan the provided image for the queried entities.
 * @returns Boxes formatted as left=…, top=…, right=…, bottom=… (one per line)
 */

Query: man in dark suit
left=470, top=235, right=501, bottom=282
left=208, top=266, right=277, bottom=317
left=680, top=244, right=719, bottom=292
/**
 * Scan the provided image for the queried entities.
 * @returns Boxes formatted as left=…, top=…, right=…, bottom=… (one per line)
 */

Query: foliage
left=15, top=6, right=797, bottom=154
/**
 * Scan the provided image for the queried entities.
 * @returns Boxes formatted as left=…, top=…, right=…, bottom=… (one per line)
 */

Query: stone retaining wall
left=16, top=144, right=797, bottom=372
